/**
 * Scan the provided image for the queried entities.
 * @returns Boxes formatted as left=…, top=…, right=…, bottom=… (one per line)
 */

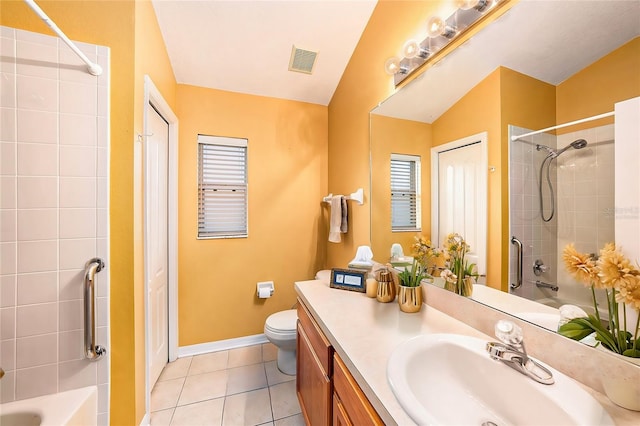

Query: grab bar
left=533, top=280, right=559, bottom=292
left=84, top=257, right=106, bottom=361
left=510, top=236, right=523, bottom=290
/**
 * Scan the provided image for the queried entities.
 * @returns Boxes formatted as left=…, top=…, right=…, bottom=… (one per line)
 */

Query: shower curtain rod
left=510, top=111, right=614, bottom=141
left=23, top=0, right=102, bottom=76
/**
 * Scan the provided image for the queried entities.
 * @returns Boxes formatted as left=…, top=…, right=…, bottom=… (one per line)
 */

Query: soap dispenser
left=376, top=268, right=396, bottom=303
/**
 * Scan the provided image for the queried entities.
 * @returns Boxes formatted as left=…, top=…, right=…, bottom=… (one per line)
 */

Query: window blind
left=197, top=135, right=248, bottom=238
left=391, top=154, right=421, bottom=231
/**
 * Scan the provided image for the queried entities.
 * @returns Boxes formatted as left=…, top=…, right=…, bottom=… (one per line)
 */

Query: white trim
left=431, top=132, right=488, bottom=276
left=510, top=111, right=614, bottom=141
left=198, top=134, right=248, bottom=147
left=143, top=75, right=179, bottom=418
left=178, top=334, right=270, bottom=358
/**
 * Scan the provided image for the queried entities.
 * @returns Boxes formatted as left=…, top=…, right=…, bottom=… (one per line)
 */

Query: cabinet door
left=333, top=394, right=353, bottom=426
left=297, top=323, right=331, bottom=425
left=333, top=354, right=384, bottom=426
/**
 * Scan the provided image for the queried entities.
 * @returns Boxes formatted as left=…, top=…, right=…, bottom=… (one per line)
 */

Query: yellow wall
left=556, top=37, right=640, bottom=131
left=0, top=0, right=176, bottom=423
left=176, top=84, right=327, bottom=345
left=370, top=115, right=431, bottom=259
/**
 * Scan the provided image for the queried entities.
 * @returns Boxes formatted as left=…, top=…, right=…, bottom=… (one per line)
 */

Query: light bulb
left=427, top=15, right=456, bottom=39
left=402, top=40, right=420, bottom=59
left=426, top=16, right=446, bottom=37
left=454, top=0, right=479, bottom=10
left=384, top=57, right=401, bottom=75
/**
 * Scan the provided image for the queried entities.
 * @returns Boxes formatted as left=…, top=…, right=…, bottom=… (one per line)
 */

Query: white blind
left=391, top=154, right=421, bottom=231
left=198, top=135, right=248, bottom=238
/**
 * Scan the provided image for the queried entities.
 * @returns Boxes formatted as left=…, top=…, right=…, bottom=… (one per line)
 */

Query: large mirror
left=370, top=0, right=640, bottom=353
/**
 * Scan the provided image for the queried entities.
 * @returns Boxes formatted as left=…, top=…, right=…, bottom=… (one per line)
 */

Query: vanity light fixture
left=385, top=0, right=503, bottom=85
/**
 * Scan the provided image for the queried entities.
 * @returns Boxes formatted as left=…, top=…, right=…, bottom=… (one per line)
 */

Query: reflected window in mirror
left=391, top=154, right=422, bottom=232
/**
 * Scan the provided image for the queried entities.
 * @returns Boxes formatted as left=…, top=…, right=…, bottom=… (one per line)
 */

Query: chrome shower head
left=555, top=139, right=588, bottom=157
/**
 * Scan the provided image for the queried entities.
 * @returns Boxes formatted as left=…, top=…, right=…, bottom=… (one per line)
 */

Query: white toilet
left=264, top=309, right=298, bottom=375
left=263, top=271, right=331, bottom=376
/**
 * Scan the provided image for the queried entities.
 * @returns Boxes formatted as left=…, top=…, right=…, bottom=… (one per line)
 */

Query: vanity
left=295, top=279, right=640, bottom=425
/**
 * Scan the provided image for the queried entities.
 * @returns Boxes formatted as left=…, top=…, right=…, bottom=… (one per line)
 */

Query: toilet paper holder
left=257, top=281, right=275, bottom=298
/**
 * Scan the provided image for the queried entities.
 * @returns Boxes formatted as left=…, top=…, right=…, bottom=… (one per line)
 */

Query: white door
left=147, top=104, right=169, bottom=387
left=433, top=137, right=487, bottom=276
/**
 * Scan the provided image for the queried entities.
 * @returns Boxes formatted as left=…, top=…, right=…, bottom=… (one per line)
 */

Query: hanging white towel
left=328, top=195, right=343, bottom=243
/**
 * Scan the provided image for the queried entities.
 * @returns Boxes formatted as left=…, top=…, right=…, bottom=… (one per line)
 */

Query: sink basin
left=388, top=334, right=614, bottom=425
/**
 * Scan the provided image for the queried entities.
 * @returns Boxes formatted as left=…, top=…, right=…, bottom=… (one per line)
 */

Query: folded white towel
left=328, top=195, right=343, bottom=243
left=558, top=304, right=589, bottom=328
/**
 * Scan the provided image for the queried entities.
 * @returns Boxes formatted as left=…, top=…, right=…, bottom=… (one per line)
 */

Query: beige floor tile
left=227, top=363, right=267, bottom=395
left=261, top=343, right=277, bottom=362
left=151, top=378, right=185, bottom=412
left=274, top=414, right=305, bottom=426
left=189, top=351, right=228, bottom=376
left=222, top=388, right=273, bottom=426
left=150, top=408, right=174, bottom=426
left=269, top=381, right=301, bottom=420
left=265, top=361, right=295, bottom=386
left=178, top=370, right=228, bottom=406
left=228, top=345, right=263, bottom=368
left=171, top=397, right=224, bottom=426
left=159, top=357, right=192, bottom=381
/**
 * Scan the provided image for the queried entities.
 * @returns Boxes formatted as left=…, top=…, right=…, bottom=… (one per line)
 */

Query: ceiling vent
left=288, top=45, right=317, bottom=74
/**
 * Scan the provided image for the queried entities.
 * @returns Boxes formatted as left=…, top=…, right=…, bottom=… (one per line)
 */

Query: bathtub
left=536, top=296, right=608, bottom=319
left=0, top=386, right=96, bottom=426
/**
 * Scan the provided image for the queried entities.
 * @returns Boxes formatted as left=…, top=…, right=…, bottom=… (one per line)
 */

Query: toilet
left=264, top=309, right=298, bottom=375
left=263, top=271, right=331, bottom=375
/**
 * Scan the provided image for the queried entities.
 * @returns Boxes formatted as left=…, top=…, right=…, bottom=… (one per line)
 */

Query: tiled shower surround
left=0, top=26, right=110, bottom=424
left=509, top=124, right=614, bottom=311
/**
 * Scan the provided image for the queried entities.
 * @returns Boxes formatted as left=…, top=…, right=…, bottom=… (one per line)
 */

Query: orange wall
left=556, top=37, right=640, bottom=131
left=370, top=115, right=431, bottom=259
left=0, top=0, right=176, bottom=423
left=176, top=84, right=328, bottom=345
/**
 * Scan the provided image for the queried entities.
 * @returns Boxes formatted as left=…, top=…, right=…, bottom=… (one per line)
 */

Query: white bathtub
left=0, top=386, right=96, bottom=426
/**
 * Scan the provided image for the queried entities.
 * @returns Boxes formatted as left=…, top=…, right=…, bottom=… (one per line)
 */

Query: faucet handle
left=495, top=320, right=523, bottom=346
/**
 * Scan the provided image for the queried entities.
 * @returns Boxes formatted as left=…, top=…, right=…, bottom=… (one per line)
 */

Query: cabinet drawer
left=297, top=298, right=332, bottom=375
left=333, top=354, right=383, bottom=426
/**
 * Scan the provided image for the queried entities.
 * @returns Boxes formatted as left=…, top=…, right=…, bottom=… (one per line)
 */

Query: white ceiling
left=373, top=0, right=640, bottom=123
left=151, top=0, right=378, bottom=106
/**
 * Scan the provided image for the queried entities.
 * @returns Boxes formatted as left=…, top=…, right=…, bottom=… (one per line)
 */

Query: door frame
left=430, top=131, right=488, bottom=275
left=143, top=75, right=179, bottom=414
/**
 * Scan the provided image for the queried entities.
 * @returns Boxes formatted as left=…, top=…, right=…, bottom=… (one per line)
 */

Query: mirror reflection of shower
left=508, top=125, right=614, bottom=318
left=536, top=139, right=588, bottom=222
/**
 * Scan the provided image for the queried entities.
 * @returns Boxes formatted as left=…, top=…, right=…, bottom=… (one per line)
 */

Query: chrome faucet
left=486, top=320, right=554, bottom=385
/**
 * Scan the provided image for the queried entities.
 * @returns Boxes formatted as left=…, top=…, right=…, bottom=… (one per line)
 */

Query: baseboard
left=177, top=333, right=269, bottom=358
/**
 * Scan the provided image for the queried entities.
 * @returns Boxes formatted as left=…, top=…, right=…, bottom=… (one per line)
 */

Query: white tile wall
left=0, top=26, right=110, bottom=422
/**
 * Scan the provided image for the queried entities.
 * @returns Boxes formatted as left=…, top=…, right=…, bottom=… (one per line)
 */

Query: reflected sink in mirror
left=0, top=412, right=41, bottom=426
left=388, top=333, right=614, bottom=425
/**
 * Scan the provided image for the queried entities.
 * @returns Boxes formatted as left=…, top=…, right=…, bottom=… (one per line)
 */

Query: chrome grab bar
left=510, top=236, right=523, bottom=290
left=533, top=280, right=559, bottom=292
left=84, top=257, right=106, bottom=361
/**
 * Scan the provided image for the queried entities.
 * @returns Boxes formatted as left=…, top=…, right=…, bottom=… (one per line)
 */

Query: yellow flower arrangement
left=560, top=243, right=640, bottom=358
left=411, top=235, right=441, bottom=274
left=439, top=233, right=477, bottom=297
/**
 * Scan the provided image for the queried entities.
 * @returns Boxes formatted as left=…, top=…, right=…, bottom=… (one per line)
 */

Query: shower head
left=537, top=139, right=588, bottom=158
left=555, top=139, right=588, bottom=157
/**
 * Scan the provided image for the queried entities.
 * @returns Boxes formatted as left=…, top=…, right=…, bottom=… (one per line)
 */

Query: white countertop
left=295, top=279, right=493, bottom=425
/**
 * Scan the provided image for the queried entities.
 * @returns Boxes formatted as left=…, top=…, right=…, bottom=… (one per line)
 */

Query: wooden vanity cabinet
left=297, top=300, right=333, bottom=425
left=333, top=354, right=384, bottom=426
left=296, top=298, right=384, bottom=426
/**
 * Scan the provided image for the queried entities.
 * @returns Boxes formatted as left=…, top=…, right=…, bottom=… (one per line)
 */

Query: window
left=391, top=153, right=421, bottom=231
left=197, top=135, right=248, bottom=238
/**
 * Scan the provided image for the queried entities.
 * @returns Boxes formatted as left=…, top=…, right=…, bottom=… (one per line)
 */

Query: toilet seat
left=265, top=309, right=297, bottom=337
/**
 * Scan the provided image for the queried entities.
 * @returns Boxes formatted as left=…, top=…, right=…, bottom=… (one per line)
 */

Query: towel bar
left=322, top=188, right=364, bottom=205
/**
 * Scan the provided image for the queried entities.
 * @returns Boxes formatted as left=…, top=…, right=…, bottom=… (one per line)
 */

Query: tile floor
left=150, top=343, right=305, bottom=426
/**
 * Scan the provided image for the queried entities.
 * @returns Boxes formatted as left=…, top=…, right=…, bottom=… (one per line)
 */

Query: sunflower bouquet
left=560, top=243, right=640, bottom=358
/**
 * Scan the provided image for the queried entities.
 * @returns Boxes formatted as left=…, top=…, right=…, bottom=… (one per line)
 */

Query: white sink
left=387, top=334, right=614, bottom=425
